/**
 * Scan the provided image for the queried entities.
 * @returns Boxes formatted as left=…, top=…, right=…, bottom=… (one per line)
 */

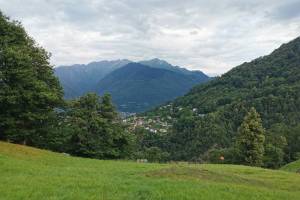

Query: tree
left=235, top=107, right=265, bottom=166
left=284, top=124, right=300, bottom=162
left=0, top=12, right=63, bottom=145
left=63, top=93, right=133, bottom=159
left=144, top=147, right=169, bottom=162
left=263, top=124, right=287, bottom=168
left=100, top=93, right=117, bottom=121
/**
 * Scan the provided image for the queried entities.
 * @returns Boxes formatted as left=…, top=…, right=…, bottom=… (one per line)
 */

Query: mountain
left=139, top=58, right=207, bottom=77
left=55, top=59, right=210, bottom=112
left=95, top=63, right=209, bottom=113
left=171, top=37, right=300, bottom=124
left=143, top=37, right=300, bottom=164
left=54, top=59, right=131, bottom=98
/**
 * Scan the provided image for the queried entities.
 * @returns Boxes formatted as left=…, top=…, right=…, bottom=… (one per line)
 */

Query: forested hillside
left=141, top=37, right=300, bottom=167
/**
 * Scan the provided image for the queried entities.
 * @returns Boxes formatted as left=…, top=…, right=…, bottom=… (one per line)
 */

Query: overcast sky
left=1, top=0, right=300, bottom=75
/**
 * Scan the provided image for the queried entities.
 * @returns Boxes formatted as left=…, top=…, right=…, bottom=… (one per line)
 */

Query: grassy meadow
left=0, top=141, right=300, bottom=200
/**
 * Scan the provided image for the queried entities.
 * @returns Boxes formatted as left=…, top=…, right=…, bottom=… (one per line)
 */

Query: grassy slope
left=281, top=159, right=300, bottom=172
left=1, top=142, right=300, bottom=200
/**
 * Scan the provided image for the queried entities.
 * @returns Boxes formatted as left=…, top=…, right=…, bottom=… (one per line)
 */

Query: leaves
left=0, top=12, right=63, bottom=144
left=235, top=108, right=265, bottom=167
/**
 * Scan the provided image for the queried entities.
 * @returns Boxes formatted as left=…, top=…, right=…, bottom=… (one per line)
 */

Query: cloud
left=1, top=0, right=300, bottom=75
left=269, top=0, right=300, bottom=21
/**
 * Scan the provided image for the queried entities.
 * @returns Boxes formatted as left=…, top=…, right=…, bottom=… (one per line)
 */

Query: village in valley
left=123, top=114, right=171, bottom=134
left=123, top=103, right=206, bottom=134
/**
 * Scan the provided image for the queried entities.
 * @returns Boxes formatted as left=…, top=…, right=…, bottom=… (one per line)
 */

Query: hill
left=1, top=141, right=300, bottom=200
left=281, top=159, right=300, bottom=173
left=54, top=59, right=131, bottom=98
left=142, top=37, right=300, bottom=164
left=95, top=63, right=209, bottom=113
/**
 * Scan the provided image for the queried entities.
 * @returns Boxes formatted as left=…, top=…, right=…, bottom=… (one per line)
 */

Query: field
left=0, top=141, right=300, bottom=200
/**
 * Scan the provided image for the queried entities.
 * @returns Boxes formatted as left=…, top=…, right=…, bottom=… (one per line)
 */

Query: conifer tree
left=235, top=107, right=265, bottom=166
left=100, top=93, right=117, bottom=121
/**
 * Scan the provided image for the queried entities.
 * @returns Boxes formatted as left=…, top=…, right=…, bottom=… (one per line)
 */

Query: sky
left=1, top=0, right=300, bottom=75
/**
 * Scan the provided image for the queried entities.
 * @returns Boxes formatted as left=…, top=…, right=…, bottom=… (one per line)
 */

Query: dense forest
left=1, top=11, right=300, bottom=169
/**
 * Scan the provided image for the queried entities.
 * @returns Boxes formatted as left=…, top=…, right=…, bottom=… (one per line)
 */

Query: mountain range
left=54, top=59, right=210, bottom=113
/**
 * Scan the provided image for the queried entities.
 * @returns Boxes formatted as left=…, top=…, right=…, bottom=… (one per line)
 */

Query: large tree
left=64, top=93, right=133, bottom=159
left=235, top=107, right=265, bottom=166
left=0, top=12, right=63, bottom=144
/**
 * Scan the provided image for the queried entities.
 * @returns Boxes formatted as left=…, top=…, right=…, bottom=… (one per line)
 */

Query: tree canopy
left=0, top=12, right=63, bottom=145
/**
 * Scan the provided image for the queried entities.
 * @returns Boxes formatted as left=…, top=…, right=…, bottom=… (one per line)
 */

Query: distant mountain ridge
left=95, top=62, right=209, bottom=112
left=54, top=59, right=210, bottom=113
left=139, top=58, right=206, bottom=76
left=54, top=59, right=131, bottom=98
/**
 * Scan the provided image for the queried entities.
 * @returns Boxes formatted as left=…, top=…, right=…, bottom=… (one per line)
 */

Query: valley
left=55, top=59, right=210, bottom=113
left=1, top=3, right=300, bottom=200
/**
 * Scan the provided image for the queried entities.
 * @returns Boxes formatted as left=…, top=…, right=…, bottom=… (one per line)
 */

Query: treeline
left=138, top=106, right=300, bottom=168
left=0, top=12, right=134, bottom=159
left=40, top=93, right=134, bottom=159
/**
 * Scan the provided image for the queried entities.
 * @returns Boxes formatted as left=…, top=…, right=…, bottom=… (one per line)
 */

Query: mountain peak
left=148, top=58, right=170, bottom=64
left=55, top=58, right=210, bottom=109
left=140, top=58, right=172, bottom=67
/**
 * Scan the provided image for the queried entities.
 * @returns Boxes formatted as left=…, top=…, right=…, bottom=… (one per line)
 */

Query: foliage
left=263, top=124, right=287, bottom=168
left=132, top=127, right=170, bottom=162
left=143, top=147, right=170, bottom=162
left=0, top=12, right=134, bottom=160
left=0, top=12, right=63, bottom=145
left=235, top=108, right=265, bottom=167
left=143, top=36, right=300, bottom=167
left=56, top=93, right=134, bottom=159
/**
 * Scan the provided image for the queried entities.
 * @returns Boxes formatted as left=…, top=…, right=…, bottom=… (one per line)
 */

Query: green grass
left=1, top=142, right=300, bottom=200
left=281, top=159, right=300, bottom=173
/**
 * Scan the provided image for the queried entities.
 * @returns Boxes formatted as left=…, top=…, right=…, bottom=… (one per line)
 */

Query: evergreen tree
left=235, top=107, right=265, bottom=166
left=100, top=93, right=117, bottom=121
left=263, top=124, right=287, bottom=168
left=0, top=12, right=63, bottom=144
